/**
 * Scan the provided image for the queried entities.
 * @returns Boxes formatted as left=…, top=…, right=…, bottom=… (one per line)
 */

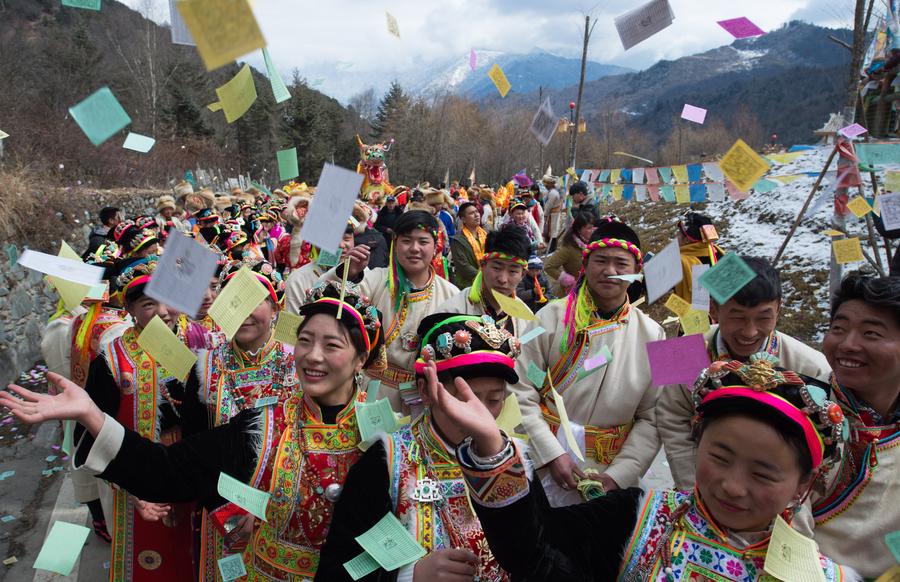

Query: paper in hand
left=208, top=266, right=269, bottom=340
left=614, top=0, right=675, bottom=51
left=491, top=289, right=537, bottom=321
left=643, top=239, right=683, bottom=304
left=880, top=192, right=900, bottom=231
left=645, top=334, right=711, bottom=386
left=176, top=0, right=266, bottom=71
left=145, top=229, right=219, bottom=318
left=136, top=316, right=198, bottom=381
left=217, top=472, right=270, bottom=521
left=763, top=515, right=827, bottom=582
left=529, top=96, right=557, bottom=147
left=551, top=388, right=584, bottom=462
left=299, top=164, right=364, bottom=254
left=355, top=512, right=426, bottom=571
left=18, top=249, right=103, bottom=287
left=68, top=87, right=132, bottom=147
left=699, top=253, right=757, bottom=305
left=33, top=521, right=91, bottom=575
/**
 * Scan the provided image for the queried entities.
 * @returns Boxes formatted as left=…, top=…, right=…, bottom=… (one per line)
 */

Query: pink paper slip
left=839, top=123, right=868, bottom=139
left=681, top=104, right=707, bottom=124
left=646, top=334, right=711, bottom=386
left=717, top=17, right=765, bottom=39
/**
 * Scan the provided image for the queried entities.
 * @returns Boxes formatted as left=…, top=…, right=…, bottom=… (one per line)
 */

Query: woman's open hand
left=0, top=372, right=104, bottom=435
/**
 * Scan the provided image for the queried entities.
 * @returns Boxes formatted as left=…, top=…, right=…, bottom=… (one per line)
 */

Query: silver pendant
left=323, top=483, right=343, bottom=503
left=410, top=477, right=442, bottom=503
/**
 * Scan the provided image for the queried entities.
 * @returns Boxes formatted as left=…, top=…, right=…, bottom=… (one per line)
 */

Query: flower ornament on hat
left=114, top=256, right=157, bottom=303
left=691, top=353, right=848, bottom=472
left=122, top=228, right=159, bottom=257
left=219, top=259, right=286, bottom=306
left=414, top=312, right=521, bottom=383
left=300, top=280, right=386, bottom=371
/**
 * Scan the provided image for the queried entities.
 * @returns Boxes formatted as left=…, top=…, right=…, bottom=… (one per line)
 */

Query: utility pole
left=539, top=85, right=544, bottom=175
left=568, top=15, right=596, bottom=170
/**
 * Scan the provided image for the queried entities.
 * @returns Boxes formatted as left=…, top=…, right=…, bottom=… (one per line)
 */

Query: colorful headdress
left=220, top=259, right=285, bottom=305
left=222, top=230, right=248, bottom=254
left=114, top=256, right=157, bottom=303
left=112, top=221, right=136, bottom=243
left=122, top=228, right=159, bottom=257
left=386, top=211, right=439, bottom=310
left=508, top=198, right=527, bottom=211
left=195, top=208, right=220, bottom=224
left=134, top=215, right=158, bottom=230
left=299, top=280, right=386, bottom=370
left=691, top=353, right=847, bottom=471
left=414, top=313, right=520, bottom=384
left=87, top=242, right=121, bottom=267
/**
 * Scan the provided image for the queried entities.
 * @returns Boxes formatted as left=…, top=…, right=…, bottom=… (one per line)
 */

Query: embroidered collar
left=830, top=376, right=900, bottom=426
left=300, top=389, right=360, bottom=425
left=712, top=328, right=777, bottom=361
left=231, top=333, right=277, bottom=367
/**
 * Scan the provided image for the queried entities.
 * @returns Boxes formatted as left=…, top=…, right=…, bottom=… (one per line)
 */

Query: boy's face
left=710, top=299, right=780, bottom=358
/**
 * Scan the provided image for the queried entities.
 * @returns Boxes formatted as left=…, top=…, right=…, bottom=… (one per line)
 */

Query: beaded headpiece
left=219, top=259, right=286, bottom=305
left=114, top=256, right=158, bottom=301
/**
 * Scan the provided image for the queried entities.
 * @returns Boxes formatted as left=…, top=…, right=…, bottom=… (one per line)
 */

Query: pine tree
left=371, top=81, right=410, bottom=139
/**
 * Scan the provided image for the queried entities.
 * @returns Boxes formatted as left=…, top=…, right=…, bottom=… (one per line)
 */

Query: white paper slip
left=614, top=0, right=675, bottom=51
left=691, top=264, right=711, bottom=312
left=643, top=239, right=683, bottom=304
left=529, top=96, right=557, bottom=146
left=879, top=191, right=900, bottom=231
left=145, top=230, right=219, bottom=319
left=17, top=250, right=103, bottom=286
left=254, top=396, right=279, bottom=408
left=299, top=164, right=365, bottom=254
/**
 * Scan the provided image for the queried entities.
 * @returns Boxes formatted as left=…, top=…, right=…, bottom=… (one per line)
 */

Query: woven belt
left=540, top=402, right=633, bottom=465
left=373, top=363, right=415, bottom=389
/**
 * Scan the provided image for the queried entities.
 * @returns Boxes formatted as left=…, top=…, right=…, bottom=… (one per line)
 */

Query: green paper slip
left=217, top=472, right=270, bottom=522
left=886, top=530, right=900, bottom=564
left=217, top=553, right=247, bottom=582
left=61, top=0, right=101, bottom=10
left=354, top=512, right=426, bottom=571
left=33, top=521, right=90, bottom=575
left=344, top=550, right=380, bottom=580
left=277, top=147, right=299, bottom=182
left=698, top=253, right=756, bottom=305
left=272, top=311, right=303, bottom=345
left=366, top=380, right=381, bottom=403
left=526, top=362, right=547, bottom=388
left=61, top=420, right=74, bottom=456
left=208, top=266, right=269, bottom=340
left=356, top=399, right=398, bottom=442
left=262, top=47, right=291, bottom=104
left=316, top=248, right=342, bottom=268
left=68, top=87, right=132, bottom=147
left=122, top=132, right=156, bottom=153
left=519, top=326, right=545, bottom=345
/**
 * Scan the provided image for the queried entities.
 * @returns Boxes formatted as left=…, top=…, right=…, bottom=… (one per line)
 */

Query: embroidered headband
left=481, top=251, right=528, bottom=268
left=313, top=298, right=376, bottom=353
left=414, top=350, right=516, bottom=376
left=583, top=239, right=643, bottom=268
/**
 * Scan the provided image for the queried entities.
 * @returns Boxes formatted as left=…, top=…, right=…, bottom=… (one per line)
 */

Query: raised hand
left=0, top=372, right=105, bottom=436
left=421, top=355, right=505, bottom=456
left=345, top=244, right=371, bottom=279
left=132, top=497, right=172, bottom=522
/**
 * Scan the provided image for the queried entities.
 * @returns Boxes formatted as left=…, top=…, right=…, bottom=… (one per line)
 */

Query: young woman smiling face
left=293, top=313, right=367, bottom=407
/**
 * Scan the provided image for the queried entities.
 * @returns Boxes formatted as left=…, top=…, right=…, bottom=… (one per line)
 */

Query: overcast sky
left=129, top=0, right=852, bottom=79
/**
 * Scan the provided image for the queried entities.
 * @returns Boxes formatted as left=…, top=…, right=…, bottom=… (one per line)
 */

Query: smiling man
left=811, top=275, right=900, bottom=579
left=657, top=256, right=831, bottom=490
left=511, top=216, right=665, bottom=506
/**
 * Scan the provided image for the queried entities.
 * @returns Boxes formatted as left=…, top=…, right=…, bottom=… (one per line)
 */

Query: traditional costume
left=316, top=313, right=521, bottom=581
left=453, top=357, right=856, bottom=581
left=510, top=218, right=664, bottom=504
left=449, top=219, right=486, bottom=289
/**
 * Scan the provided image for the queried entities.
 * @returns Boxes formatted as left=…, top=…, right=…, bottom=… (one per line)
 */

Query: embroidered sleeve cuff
left=73, top=414, right=125, bottom=475
left=458, top=438, right=529, bottom=508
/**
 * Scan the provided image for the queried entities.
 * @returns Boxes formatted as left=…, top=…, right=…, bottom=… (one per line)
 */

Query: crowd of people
left=1, top=171, right=898, bottom=582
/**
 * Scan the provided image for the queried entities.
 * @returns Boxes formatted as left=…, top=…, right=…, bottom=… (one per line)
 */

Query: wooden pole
left=862, top=171, right=886, bottom=275
left=772, top=145, right=840, bottom=265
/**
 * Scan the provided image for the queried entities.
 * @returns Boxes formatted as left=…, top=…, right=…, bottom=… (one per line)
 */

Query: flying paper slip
left=299, top=164, right=364, bottom=254
left=720, top=139, right=770, bottom=193
left=699, top=253, right=757, bottom=305
left=717, top=17, right=766, bottom=39
left=646, top=334, right=711, bottom=386
left=33, top=521, right=90, bottom=575
left=487, top=63, right=511, bottom=98
left=217, top=472, right=270, bottom=521
left=614, top=0, right=675, bottom=51
left=277, top=147, right=299, bottom=181
left=832, top=237, right=864, bottom=265
left=167, top=0, right=195, bottom=45
left=68, top=87, right=132, bottom=146
left=217, top=553, right=247, bottom=582
left=273, top=311, right=303, bottom=345
left=763, top=516, right=827, bottom=582
left=262, top=48, right=291, bottom=103
left=136, top=315, right=198, bottom=382
left=145, top=229, right=219, bottom=318
left=208, top=266, right=269, bottom=340
left=356, top=399, right=399, bottom=443
left=879, top=191, right=900, bottom=231
left=643, top=239, right=682, bottom=304
left=344, top=551, right=380, bottom=580
left=491, top=289, right=537, bottom=321
left=176, top=0, right=266, bottom=71
left=18, top=249, right=103, bottom=286
left=385, top=11, right=401, bottom=38
left=529, top=96, right=557, bottom=147
left=209, top=64, right=257, bottom=123
left=61, top=0, right=101, bottom=10
left=681, top=104, right=707, bottom=124
left=123, top=132, right=156, bottom=153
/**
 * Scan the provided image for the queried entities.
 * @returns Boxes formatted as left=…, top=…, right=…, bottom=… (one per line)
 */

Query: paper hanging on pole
left=176, top=0, right=266, bottom=72
left=644, top=239, right=683, bottom=304
left=208, top=64, right=257, bottom=123
left=276, top=147, right=300, bottom=181
left=879, top=191, right=900, bottom=231
left=717, top=17, right=766, bottom=39
left=167, top=0, right=195, bottom=45
left=614, top=0, right=675, bottom=51
left=68, top=87, right=132, bottom=147
left=262, top=48, right=291, bottom=103
left=385, top=11, right=401, bottom=38
left=719, top=139, right=770, bottom=193
left=529, top=96, right=557, bottom=147
left=847, top=196, right=873, bottom=218
left=122, top=132, right=156, bottom=153
left=487, top=63, right=511, bottom=97
left=299, top=164, right=365, bottom=254
left=681, top=104, right=707, bottom=124
left=144, top=229, right=219, bottom=318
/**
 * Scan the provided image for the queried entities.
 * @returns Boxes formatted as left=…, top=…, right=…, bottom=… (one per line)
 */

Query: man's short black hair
left=488, top=226, right=530, bottom=262
left=569, top=181, right=588, bottom=196
left=394, top=210, right=438, bottom=240
left=99, top=207, right=120, bottom=225
left=831, top=274, right=900, bottom=328
left=717, top=256, right=781, bottom=308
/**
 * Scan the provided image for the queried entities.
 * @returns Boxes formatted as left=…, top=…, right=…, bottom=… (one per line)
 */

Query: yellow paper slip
left=176, top=0, right=266, bottom=72
left=209, top=64, right=257, bottom=123
left=886, top=171, right=900, bottom=193
left=763, top=516, right=827, bottom=582
left=208, top=266, right=269, bottom=340
left=679, top=309, right=711, bottom=335
left=50, top=241, right=91, bottom=310
left=821, top=230, right=845, bottom=237
left=487, top=64, right=511, bottom=98
left=496, top=394, right=523, bottom=435
left=136, top=316, right=197, bottom=381
left=847, top=196, right=873, bottom=218
left=664, top=294, right=692, bottom=317
left=671, top=165, right=689, bottom=184
left=491, top=289, right=537, bottom=321
left=272, top=311, right=303, bottom=345
left=674, top=184, right=690, bottom=204
left=832, top=237, right=864, bottom=264
left=551, top=388, right=584, bottom=462
left=385, top=11, right=400, bottom=38
left=875, top=566, right=900, bottom=582
left=720, top=139, right=770, bottom=193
